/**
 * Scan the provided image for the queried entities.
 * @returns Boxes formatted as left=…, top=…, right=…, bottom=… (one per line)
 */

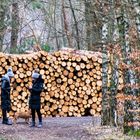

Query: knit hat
left=32, top=69, right=39, bottom=79
left=7, top=67, right=14, bottom=77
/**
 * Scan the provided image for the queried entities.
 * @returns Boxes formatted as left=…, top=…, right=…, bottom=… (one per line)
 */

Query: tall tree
left=84, top=0, right=102, bottom=51
left=10, top=2, right=19, bottom=53
left=68, top=0, right=80, bottom=49
left=101, top=1, right=111, bottom=126
left=61, top=0, right=73, bottom=48
left=0, top=0, right=8, bottom=51
left=115, top=0, right=140, bottom=133
left=101, top=0, right=118, bottom=126
left=53, top=0, right=60, bottom=50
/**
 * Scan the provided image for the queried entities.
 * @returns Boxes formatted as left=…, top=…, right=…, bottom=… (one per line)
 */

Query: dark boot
left=2, top=120, right=12, bottom=125
left=2, top=118, right=12, bottom=125
left=2, top=117, right=8, bottom=124
left=30, top=121, right=35, bottom=127
left=37, top=122, right=42, bottom=128
left=2, top=110, right=12, bottom=125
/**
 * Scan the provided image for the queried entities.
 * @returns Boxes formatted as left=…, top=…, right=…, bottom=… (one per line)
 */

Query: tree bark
left=101, top=1, right=111, bottom=125
left=85, top=0, right=102, bottom=51
left=0, top=1, right=7, bottom=51
left=110, top=54, right=119, bottom=126
left=116, top=1, right=140, bottom=133
left=54, top=0, right=60, bottom=50
left=131, top=0, right=140, bottom=37
left=101, top=0, right=119, bottom=126
left=101, top=51, right=110, bottom=125
left=10, top=2, right=19, bottom=53
left=68, top=0, right=80, bottom=49
left=0, top=11, right=5, bottom=52
left=61, top=0, right=73, bottom=48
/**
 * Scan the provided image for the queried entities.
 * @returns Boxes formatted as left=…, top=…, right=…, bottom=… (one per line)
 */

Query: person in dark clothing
left=29, top=69, right=44, bottom=128
left=1, top=67, right=14, bottom=125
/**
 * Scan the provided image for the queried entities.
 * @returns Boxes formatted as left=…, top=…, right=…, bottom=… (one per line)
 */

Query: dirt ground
left=0, top=117, right=139, bottom=140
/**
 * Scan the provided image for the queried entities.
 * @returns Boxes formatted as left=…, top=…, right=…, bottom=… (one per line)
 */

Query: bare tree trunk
left=101, top=0, right=119, bottom=126
left=10, top=2, right=19, bottom=53
left=116, top=1, right=140, bottom=133
left=0, top=11, right=5, bottom=52
left=61, top=11, right=66, bottom=48
left=101, top=1, right=111, bottom=126
left=54, top=0, right=60, bottom=50
left=0, top=1, right=7, bottom=51
left=108, top=0, right=119, bottom=127
left=131, top=0, right=140, bottom=38
left=123, top=0, right=140, bottom=133
left=101, top=50, right=110, bottom=125
left=85, top=0, right=102, bottom=51
left=61, top=0, right=73, bottom=48
left=110, top=54, right=119, bottom=126
left=68, top=0, right=80, bottom=49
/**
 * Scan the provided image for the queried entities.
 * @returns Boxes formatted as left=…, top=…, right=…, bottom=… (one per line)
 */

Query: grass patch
left=0, top=136, right=8, bottom=140
left=128, top=130, right=140, bottom=137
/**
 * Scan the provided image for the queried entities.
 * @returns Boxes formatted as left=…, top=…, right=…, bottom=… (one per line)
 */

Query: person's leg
left=2, top=109, right=12, bottom=125
left=2, top=109, right=8, bottom=123
left=30, top=109, right=36, bottom=127
left=36, top=109, right=42, bottom=122
left=36, top=109, right=42, bottom=127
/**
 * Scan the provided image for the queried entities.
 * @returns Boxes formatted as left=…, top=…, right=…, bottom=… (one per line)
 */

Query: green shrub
left=128, top=130, right=140, bottom=137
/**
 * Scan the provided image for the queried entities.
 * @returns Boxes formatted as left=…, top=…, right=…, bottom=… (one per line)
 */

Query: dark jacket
left=1, top=75, right=11, bottom=111
left=29, top=75, right=44, bottom=109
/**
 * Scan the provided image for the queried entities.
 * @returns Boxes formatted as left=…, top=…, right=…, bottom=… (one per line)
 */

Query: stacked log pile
left=0, top=49, right=123, bottom=118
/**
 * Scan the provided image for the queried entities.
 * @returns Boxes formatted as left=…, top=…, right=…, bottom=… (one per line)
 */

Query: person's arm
left=1, top=80, right=9, bottom=100
left=32, top=83, right=43, bottom=93
left=1, top=80, right=10, bottom=92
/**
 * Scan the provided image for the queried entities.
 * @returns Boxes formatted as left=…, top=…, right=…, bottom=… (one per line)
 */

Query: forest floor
left=0, top=116, right=139, bottom=140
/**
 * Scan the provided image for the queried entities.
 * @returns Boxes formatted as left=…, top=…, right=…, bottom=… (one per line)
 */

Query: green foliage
left=31, top=0, right=43, bottom=10
left=41, top=43, right=50, bottom=52
left=128, top=130, right=140, bottom=137
left=10, top=38, right=51, bottom=53
left=11, top=38, right=35, bottom=54
left=0, top=136, right=7, bottom=140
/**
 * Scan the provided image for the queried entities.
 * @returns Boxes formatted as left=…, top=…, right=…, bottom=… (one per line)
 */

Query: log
left=0, top=50, right=114, bottom=118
